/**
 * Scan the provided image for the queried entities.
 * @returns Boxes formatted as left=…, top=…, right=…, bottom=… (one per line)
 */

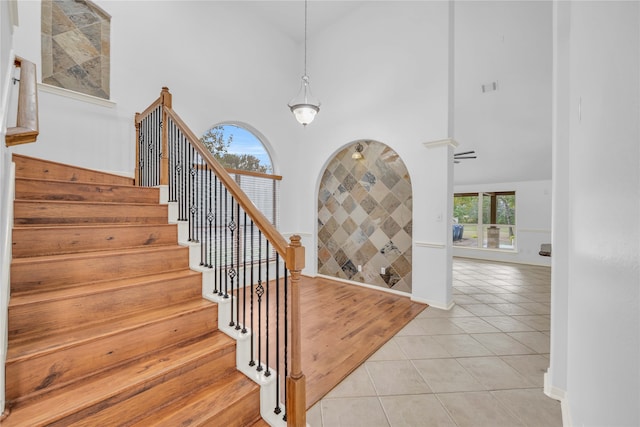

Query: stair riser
left=12, top=224, right=178, bottom=258
left=11, top=246, right=190, bottom=294
left=63, top=352, right=239, bottom=427
left=9, top=274, right=203, bottom=340
left=14, top=200, right=168, bottom=226
left=5, top=305, right=218, bottom=402
left=13, top=154, right=133, bottom=185
left=15, top=179, right=159, bottom=204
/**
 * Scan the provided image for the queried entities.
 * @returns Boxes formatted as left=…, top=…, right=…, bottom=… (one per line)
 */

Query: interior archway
left=317, top=140, right=413, bottom=293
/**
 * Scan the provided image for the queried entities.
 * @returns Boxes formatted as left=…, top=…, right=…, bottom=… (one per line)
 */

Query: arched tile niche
left=317, top=140, right=413, bottom=293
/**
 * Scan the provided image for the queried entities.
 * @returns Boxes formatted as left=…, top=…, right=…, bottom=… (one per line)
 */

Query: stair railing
left=135, top=87, right=306, bottom=427
left=5, top=57, right=39, bottom=147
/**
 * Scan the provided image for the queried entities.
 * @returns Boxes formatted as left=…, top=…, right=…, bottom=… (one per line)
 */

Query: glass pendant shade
left=289, top=75, right=320, bottom=126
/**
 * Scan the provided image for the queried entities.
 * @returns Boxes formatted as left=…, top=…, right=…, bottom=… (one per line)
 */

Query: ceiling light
left=288, top=0, right=320, bottom=126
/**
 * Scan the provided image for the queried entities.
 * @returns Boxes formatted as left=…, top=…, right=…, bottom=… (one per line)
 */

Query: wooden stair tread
left=12, top=223, right=179, bottom=258
left=9, top=269, right=201, bottom=307
left=13, top=154, right=134, bottom=185
left=11, top=244, right=185, bottom=266
left=3, top=332, right=236, bottom=427
left=7, top=298, right=215, bottom=361
left=132, top=371, right=261, bottom=427
left=14, top=177, right=158, bottom=203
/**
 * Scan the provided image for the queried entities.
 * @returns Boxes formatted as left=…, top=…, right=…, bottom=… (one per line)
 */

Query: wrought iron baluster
left=235, top=201, right=241, bottom=331
left=283, top=263, right=288, bottom=421
left=228, top=197, right=236, bottom=327
left=265, top=240, right=271, bottom=377
left=224, top=187, right=229, bottom=299
left=274, top=252, right=281, bottom=414
left=256, top=229, right=264, bottom=373
left=242, top=211, right=248, bottom=334
left=249, top=220, right=256, bottom=367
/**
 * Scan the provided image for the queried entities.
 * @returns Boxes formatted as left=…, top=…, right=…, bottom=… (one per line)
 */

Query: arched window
left=200, top=124, right=280, bottom=261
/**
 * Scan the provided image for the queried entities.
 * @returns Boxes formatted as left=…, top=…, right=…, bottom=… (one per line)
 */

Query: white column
left=411, top=138, right=456, bottom=309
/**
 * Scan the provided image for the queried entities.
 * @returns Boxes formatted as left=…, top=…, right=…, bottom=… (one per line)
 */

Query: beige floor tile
left=412, top=358, right=486, bottom=392
left=471, top=293, right=509, bottom=304
left=459, top=304, right=505, bottom=316
left=509, top=331, right=551, bottom=353
left=457, top=356, right=535, bottom=389
left=481, top=316, right=536, bottom=332
left=496, top=293, right=535, bottom=303
left=321, top=397, right=390, bottom=427
left=437, top=391, right=526, bottom=427
left=368, top=338, right=408, bottom=361
left=513, top=315, right=550, bottom=331
left=516, top=302, right=551, bottom=315
left=500, top=354, right=550, bottom=387
left=471, top=333, right=537, bottom=355
left=325, top=364, right=377, bottom=398
left=451, top=294, right=482, bottom=305
left=488, top=303, right=535, bottom=315
left=450, top=316, right=501, bottom=333
left=410, top=318, right=467, bottom=335
left=418, top=304, right=475, bottom=318
left=521, top=292, right=552, bottom=302
left=492, top=389, right=563, bottom=427
left=394, top=335, right=452, bottom=359
left=307, top=402, right=323, bottom=427
left=431, top=334, right=493, bottom=357
left=365, top=360, right=432, bottom=396
left=380, top=394, right=456, bottom=427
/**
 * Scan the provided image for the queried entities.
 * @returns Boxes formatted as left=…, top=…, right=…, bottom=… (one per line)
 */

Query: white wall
left=549, top=1, right=640, bottom=425
left=453, top=180, right=552, bottom=266
left=281, top=1, right=453, bottom=307
left=9, top=1, right=300, bottom=177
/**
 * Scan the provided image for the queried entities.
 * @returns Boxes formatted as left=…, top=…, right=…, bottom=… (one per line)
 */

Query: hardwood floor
left=242, top=275, right=426, bottom=410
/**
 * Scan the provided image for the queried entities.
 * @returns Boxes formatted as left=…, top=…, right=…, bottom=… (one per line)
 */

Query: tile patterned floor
left=307, top=257, right=562, bottom=427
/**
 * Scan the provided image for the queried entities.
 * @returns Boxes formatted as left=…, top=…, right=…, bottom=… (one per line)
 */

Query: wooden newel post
left=134, top=113, right=141, bottom=185
left=160, top=87, right=172, bottom=186
left=286, top=235, right=306, bottom=427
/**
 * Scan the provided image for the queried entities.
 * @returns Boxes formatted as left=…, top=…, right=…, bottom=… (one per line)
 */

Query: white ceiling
left=244, top=1, right=553, bottom=186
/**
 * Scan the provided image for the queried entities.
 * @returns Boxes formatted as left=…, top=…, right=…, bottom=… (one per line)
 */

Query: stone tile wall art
left=318, top=141, right=413, bottom=293
left=42, top=0, right=111, bottom=99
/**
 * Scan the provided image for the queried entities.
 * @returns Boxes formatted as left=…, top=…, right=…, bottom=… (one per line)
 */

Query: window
left=200, top=124, right=279, bottom=265
left=453, top=192, right=516, bottom=250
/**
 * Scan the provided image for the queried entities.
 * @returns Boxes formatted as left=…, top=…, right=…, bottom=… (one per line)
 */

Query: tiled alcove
left=41, top=0, right=111, bottom=99
left=317, top=141, right=412, bottom=293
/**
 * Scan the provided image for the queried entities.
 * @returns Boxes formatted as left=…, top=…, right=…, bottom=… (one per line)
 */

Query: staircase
left=2, top=154, right=262, bottom=426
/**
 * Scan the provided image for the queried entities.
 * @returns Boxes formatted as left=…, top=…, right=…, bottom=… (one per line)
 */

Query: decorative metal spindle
left=265, top=240, right=271, bottom=377
left=207, top=168, right=213, bottom=267
left=249, top=220, right=256, bottom=367
left=274, top=252, right=281, bottom=414
left=283, top=263, right=288, bottom=421
left=213, top=175, right=219, bottom=294
left=224, top=187, right=229, bottom=298
left=189, top=147, right=197, bottom=242
left=256, top=229, right=264, bottom=372
left=229, top=197, right=236, bottom=327
left=242, top=212, right=248, bottom=334
left=218, top=178, right=224, bottom=297
left=235, top=201, right=241, bottom=331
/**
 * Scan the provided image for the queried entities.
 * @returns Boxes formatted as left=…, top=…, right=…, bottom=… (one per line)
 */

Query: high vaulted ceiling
left=226, top=1, right=553, bottom=186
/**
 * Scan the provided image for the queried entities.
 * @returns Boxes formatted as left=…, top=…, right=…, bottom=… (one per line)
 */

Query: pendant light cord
left=304, top=0, right=308, bottom=77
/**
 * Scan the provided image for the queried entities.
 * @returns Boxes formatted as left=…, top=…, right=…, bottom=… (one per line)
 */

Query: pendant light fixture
left=288, top=0, right=320, bottom=126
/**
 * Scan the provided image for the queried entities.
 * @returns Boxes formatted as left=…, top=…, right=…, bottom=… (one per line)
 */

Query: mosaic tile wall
left=41, top=0, right=111, bottom=99
left=318, top=141, right=413, bottom=293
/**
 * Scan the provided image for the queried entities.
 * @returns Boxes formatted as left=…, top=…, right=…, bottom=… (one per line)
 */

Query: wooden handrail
left=163, top=106, right=290, bottom=258
left=6, top=57, right=39, bottom=147
left=135, top=88, right=306, bottom=426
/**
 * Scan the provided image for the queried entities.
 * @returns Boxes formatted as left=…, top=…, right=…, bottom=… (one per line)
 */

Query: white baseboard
left=544, top=370, right=571, bottom=426
left=410, top=295, right=454, bottom=310
left=315, top=273, right=411, bottom=298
